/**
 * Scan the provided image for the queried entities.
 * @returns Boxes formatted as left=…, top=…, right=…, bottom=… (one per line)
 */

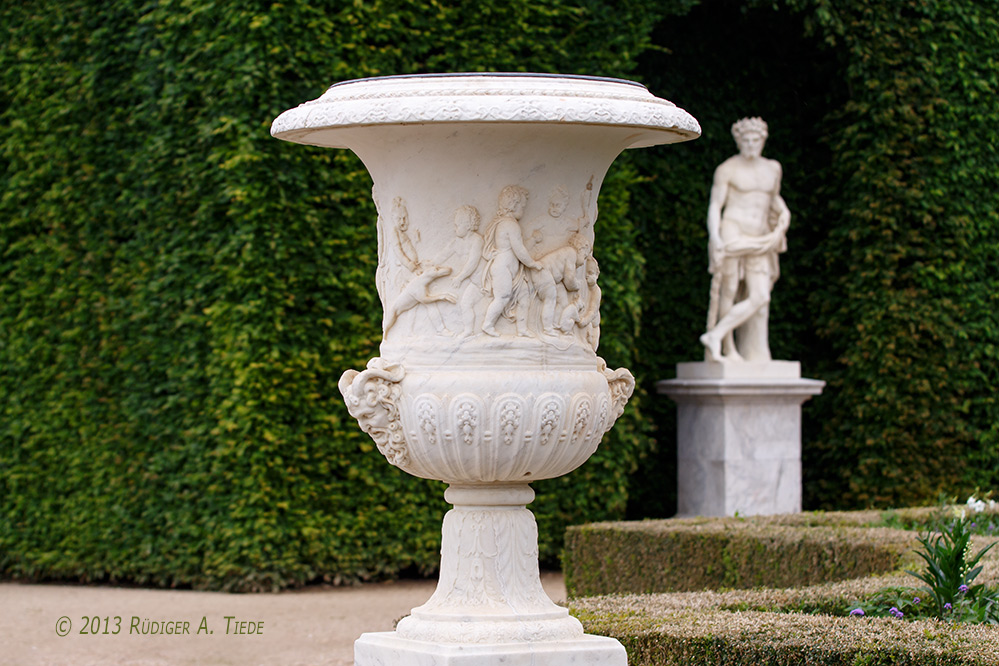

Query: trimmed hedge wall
left=568, top=510, right=999, bottom=665
left=3, top=0, right=997, bottom=589
left=0, top=0, right=672, bottom=590
left=563, top=509, right=938, bottom=597
left=797, top=1, right=999, bottom=508
left=572, top=606, right=999, bottom=666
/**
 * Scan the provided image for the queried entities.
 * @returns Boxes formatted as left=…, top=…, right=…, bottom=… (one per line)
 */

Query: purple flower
left=959, top=584, right=969, bottom=593
left=850, top=608, right=865, bottom=616
left=889, top=607, right=901, bottom=618
left=913, top=597, right=921, bottom=604
left=944, top=603, right=953, bottom=611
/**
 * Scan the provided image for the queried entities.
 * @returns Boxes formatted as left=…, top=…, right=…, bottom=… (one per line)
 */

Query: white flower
left=967, top=496, right=986, bottom=514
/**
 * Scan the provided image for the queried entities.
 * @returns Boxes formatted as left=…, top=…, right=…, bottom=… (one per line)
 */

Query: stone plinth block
left=355, top=632, right=627, bottom=666
left=657, top=362, right=824, bottom=517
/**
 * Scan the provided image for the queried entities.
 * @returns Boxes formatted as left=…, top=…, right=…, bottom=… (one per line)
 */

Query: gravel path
left=2, top=573, right=566, bottom=665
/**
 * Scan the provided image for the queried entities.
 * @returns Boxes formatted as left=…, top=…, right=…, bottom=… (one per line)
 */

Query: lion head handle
left=600, top=362, right=635, bottom=432
left=338, top=358, right=407, bottom=467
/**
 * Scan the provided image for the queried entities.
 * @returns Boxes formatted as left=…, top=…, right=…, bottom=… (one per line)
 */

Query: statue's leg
left=701, top=268, right=741, bottom=360
left=733, top=269, right=773, bottom=361
left=482, top=270, right=513, bottom=336
left=459, top=284, right=479, bottom=337
left=702, top=269, right=769, bottom=360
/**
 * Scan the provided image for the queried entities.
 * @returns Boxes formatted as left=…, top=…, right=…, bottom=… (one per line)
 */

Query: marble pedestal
left=657, top=361, right=824, bottom=517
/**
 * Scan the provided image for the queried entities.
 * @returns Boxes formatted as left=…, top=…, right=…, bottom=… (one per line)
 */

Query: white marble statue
left=700, top=117, right=790, bottom=362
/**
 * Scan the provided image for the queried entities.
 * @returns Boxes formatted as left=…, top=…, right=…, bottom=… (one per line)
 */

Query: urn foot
left=355, top=632, right=627, bottom=666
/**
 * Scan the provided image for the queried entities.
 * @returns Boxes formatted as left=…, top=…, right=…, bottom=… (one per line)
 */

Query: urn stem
left=394, top=483, right=583, bottom=644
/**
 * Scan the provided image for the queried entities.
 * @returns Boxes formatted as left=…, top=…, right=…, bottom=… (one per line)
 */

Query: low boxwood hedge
left=566, top=509, right=999, bottom=665
left=571, top=603, right=999, bottom=666
left=564, top=509, right=941, bottom=597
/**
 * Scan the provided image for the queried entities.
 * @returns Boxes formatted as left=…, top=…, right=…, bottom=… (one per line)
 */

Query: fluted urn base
left=355, top=484, right=626, bottom=665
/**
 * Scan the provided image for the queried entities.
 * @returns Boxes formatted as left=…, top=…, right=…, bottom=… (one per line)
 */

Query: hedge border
left=564, top=508, right=944, bottom=597
left=568, top=508, right=999, bottom=665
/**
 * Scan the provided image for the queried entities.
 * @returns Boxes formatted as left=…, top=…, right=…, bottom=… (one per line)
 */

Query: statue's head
left=731, top=117, right=768, bottom=159
left=497, top=185, right=529, bottom=218
left=453, top=205, right=481, bottom=237
left=391, top=196, right=409, bottom=229
left=584, top=255, right=600, bottom=285
left=568, top=233, right=591, bottom=264
left=548, top=185, right=569, bottom=217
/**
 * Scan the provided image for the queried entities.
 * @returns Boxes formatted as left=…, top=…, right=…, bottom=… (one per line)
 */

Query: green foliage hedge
left=569, top=510, right=999, bottom=665
left=796, top=1, right=999, bottom=508
left=626, top=0, right=999, bottom=515
left=0, top=0, right=671, bottom=590
left=3, top=0, right=997, bottom=590
left=563, top=509, right=940, bottom=597
left=572, top=606, right=999, bottom=665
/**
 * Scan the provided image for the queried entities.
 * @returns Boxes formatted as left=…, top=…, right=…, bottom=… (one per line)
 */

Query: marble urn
left=272, top=73, right=699, bottom=665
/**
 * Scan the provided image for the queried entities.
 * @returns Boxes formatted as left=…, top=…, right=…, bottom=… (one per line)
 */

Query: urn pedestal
left=657, top=361, right=825, bottom=517
left=272, top=73, right=700, bottom=666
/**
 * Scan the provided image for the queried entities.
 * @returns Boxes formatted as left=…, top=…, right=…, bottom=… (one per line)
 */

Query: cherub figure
left=481, top=186, right=542, bottom=337
left=558, top=255, right=601, bottom=350
left=530, top=233, right=590, bottom=336
left=432, top=205, right=485, bottom=337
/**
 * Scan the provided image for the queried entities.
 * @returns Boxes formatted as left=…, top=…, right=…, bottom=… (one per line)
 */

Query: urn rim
left=271, top=70, right=701, bottom=149
left=326, top=71, right=648, bottom=90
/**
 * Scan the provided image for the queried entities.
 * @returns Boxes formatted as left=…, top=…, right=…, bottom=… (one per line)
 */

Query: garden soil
left=1, top=572, right=566, bottom=665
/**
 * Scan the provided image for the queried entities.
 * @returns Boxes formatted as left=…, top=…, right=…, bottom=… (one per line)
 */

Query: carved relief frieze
left=376, top=181, right=607, bottom=353
left=395, top=386, right=617, bottom=482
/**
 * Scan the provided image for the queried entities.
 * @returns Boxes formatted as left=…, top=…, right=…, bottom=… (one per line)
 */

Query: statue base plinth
left=677, top=360, right=800, bottom=379
left=355, top=632, right=627, bottom=666
left=657, top=362, right=824, bottom=518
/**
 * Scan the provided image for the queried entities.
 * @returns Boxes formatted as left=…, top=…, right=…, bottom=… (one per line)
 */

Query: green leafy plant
left=846, top=586, right=928, bottom=621
left=907, top=517, right=996, bottom=618
left=847, top=516, right=999, bottom=624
